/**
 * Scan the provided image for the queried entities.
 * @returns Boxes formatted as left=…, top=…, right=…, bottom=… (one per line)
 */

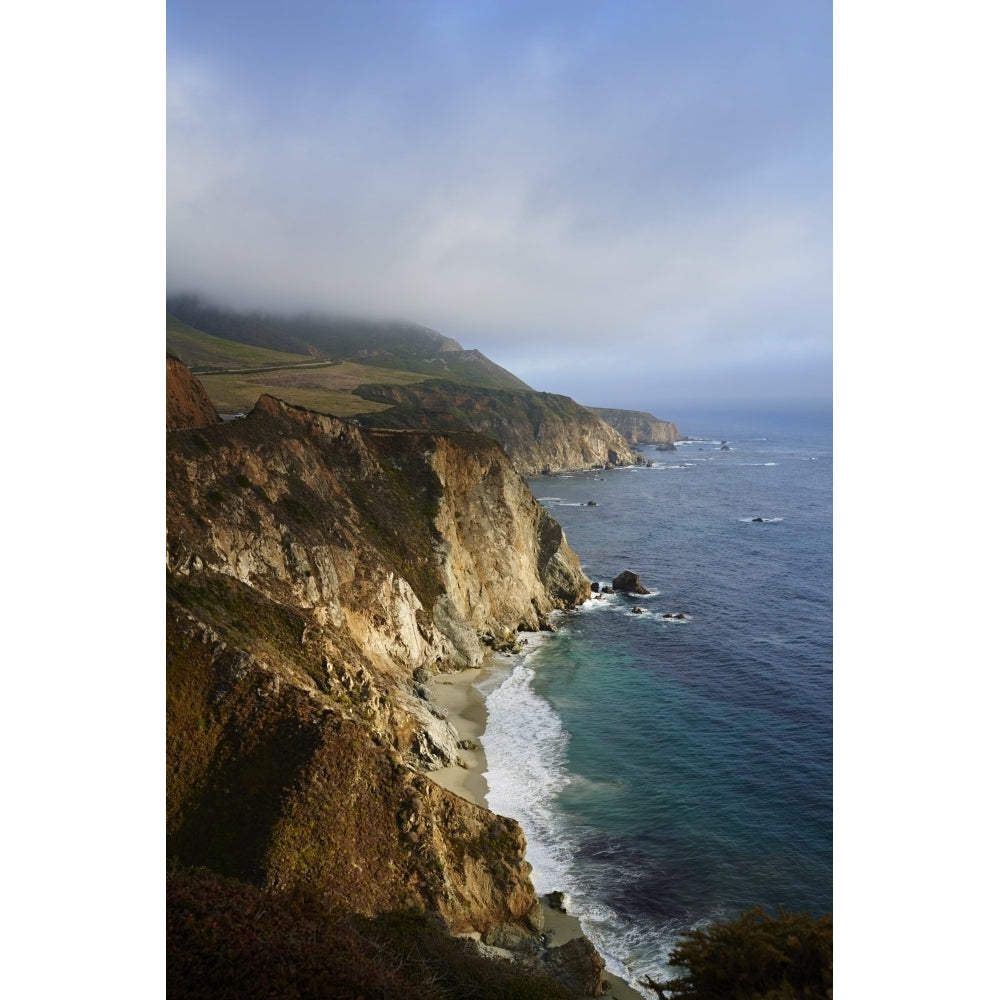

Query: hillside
left=356, top=380, right=640, bottom=476
left=587, top=407, right=684, bottom=448
left=167, top=295, right=531, bottom=391
left=166, top=297, right=690, bottom=482
left=166, top=359, right=612, bottom=996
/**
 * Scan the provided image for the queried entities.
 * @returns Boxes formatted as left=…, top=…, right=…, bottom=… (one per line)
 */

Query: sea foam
left=480, top=652, right=575, bottom=893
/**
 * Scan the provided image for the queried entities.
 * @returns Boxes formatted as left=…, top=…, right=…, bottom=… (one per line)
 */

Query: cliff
left=586, top=406, right=683, bottom=447
left=356, top=381, right=641, bottom=476
left=167, top=366, right=593, bottom=950
left=167, top=354, right=222, bottom=429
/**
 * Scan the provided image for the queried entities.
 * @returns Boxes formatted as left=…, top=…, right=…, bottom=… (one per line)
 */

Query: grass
left=190, top=360, right=432, bottom=417
left=192, top=375, right=394, bottom=417
left=167, top=313, right=312, bottom=370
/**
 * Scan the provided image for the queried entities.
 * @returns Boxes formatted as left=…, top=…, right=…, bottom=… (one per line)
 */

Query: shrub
left=641, top=908, right=833, bottom=1000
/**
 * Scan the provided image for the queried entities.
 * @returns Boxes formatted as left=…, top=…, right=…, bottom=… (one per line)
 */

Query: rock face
left=166, top=355, right=221, bottom=429
left=167, top=361, right=592, bottom=942
left=586, top=406, right=683, bottom=447
left=612, top=570, right=651, bottom=594
left=543, top=936, right=606, bottom=998
left=355, top=381, right=641, bottom=476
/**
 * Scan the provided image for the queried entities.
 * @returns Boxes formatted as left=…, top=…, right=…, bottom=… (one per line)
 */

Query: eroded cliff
left=586, top=406, right=683, bottom=447
left=167, top=354, right=222, bottom=429
left=355, top=380, right=641, bottom=476
left=166, top=382, right=592, bottom=940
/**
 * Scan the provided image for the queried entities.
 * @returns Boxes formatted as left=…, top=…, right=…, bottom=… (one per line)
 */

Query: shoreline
left=426, top=656, right=646, bottom=1000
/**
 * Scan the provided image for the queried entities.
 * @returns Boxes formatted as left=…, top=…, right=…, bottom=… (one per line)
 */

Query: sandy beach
left=426, top=661, right=646, bottom=1000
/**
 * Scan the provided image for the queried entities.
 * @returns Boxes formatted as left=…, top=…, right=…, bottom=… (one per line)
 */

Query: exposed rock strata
left=586, top=406, right=683, bottom=447
left=167, top=354, right=221, bottom=429
left=167, top=366, right=592, bottom=945
left=355, top=381, right=641, bottom=476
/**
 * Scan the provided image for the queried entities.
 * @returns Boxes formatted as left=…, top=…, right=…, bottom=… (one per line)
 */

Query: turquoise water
left=479, top=417, right=832, bottom=990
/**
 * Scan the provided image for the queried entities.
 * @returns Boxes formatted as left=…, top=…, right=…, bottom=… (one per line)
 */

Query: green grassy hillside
left=167, top=296, right=531, bottom=391
left=167, top=313, right=314, bottom=370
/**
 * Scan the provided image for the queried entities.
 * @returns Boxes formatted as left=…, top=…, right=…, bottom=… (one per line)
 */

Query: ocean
left=478, top=415, right=832, bottom=992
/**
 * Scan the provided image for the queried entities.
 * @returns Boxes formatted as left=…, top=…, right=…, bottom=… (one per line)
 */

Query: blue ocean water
left=479, top=416, right=832, bottom=992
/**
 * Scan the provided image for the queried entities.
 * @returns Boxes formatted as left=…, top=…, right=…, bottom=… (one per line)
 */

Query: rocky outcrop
left=356, top=380, right=641, bottom=476
left=543, top=937, right=606, bottom=998
left=612, top=570, right=650, bottom=595
left=586, top=406, right=683, bottom=447
left=167, top=367, right=592, bottom=942
left=166, top=354, right=221, bottom=429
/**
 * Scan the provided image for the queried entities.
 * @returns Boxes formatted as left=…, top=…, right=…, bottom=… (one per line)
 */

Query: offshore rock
left=612, top=570, right=651, bottom=595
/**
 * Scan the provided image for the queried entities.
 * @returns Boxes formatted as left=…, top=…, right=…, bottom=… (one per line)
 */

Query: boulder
left=482, top=923, right=537, bottom=952
left=612, top=570, right=650, bottom=594
left=543, top=936, right=605, bottom=998
left=545, top=890, right=568, bottom=913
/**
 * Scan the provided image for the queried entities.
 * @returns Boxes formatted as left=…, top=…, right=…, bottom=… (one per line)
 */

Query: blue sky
left=167, top=1, right=831, bottom=415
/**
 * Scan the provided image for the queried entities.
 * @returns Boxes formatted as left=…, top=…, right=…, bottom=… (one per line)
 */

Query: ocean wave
left=481, top=659, right=576, bottom=892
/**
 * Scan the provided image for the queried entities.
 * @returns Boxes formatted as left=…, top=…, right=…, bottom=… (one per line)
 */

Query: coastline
left=427, top=658, right=646, bottom=1000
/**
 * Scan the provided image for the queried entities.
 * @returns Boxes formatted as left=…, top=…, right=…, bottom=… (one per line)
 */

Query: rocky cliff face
left=167, top=368, right=592, bottom=941
left=356, top=381, right=641, bottom=476
left=586, top=406, right=683, bottom=446
left=167, top=354, right=222, bottom=429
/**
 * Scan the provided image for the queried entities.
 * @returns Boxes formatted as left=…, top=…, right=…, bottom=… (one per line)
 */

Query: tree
left=640, top=907, right=833, bottom=1000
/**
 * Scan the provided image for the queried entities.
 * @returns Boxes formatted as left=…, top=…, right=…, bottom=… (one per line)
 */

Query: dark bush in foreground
left=640, top=907, right=833, bottom=1000
left=167, top=866, right=574, bottom=1000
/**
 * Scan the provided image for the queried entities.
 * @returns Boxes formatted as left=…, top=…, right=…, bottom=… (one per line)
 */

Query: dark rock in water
left=612, top=570, right=650, bottom=594
left=655, top=441, right=677, bottom=451
left=591, top=581, right=600, bottom=592
left=752, top=516, right=764, bottom=522
left=546, top=890, right=568, bottom=913
left=675, top=612, right=687, bottom=620
left=601, top=586, right=614, bottom=595
left=631, top=606, right=644, bottom=614
left=663, top=612, right=674, bottom=618
left=586, top=500, right=597, bottom=506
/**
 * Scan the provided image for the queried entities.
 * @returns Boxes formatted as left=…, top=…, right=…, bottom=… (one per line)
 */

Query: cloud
left=167, top=1, right=831, bottom=409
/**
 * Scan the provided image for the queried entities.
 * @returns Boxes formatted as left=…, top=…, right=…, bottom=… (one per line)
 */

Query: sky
left=167, top=0, right=831, bottom=416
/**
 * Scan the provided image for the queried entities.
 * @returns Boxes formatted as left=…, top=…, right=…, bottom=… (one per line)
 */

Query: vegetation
left=640, top=908, right=833, bottom=1000
left=168, top=310, right=434, bottom=415
left=167, top=312, right=313, bottom=370
left=167, top=295, right=530, bottom=390
left=186, top=370, right=402, bottom=417
left=168, top=866, right=576, bottom=1000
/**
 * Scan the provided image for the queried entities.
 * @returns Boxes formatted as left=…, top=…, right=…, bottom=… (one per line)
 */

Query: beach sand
left=426, top=662, right=646, bottom=1000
